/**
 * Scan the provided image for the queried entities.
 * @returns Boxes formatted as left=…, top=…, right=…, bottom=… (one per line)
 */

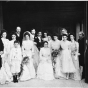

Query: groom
left=34, top=31, right=43, bottom=51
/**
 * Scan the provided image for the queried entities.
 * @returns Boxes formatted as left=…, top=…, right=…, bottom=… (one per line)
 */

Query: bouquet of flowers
left=19, top=56, right=29, bottom=77
left=22, top=56, right=29, bottom=65
left=51, top=49, right=61, bottom=69
left=52, top=48, right=61, bottom=58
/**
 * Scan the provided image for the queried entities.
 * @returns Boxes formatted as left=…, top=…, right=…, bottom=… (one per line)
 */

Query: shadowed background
left=1, top=1, right=85, bottom=36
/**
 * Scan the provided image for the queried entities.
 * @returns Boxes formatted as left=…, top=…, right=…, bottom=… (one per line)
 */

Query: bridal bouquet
left=52, top=49, right=61, bottom=58
left=20, top=56, right=29, bottom=76
left=22, top=56, right=29, bottom=65
left=51, top=49, right=61, bottom=69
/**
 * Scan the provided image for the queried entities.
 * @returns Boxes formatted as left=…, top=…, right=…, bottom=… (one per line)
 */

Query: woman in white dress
left=69, top=34, right=81, bottom=80
left=60, top=34, right=76, bottom=79
left=0, top=30, right=12, bottom=84
left=37, top=41, right=54, bottom=80
left=50, top=35, right=66, bottom=79
left=20, top=31, right=36, bottom=81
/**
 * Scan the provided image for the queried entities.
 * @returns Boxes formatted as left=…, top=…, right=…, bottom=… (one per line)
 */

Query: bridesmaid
left=69, top=33, right=81, bottom=80
left=60, top=34, right=76, bottom=79
left=37, top=41, right=54, bottom=80
left=50, top=34, right=66, bottom=79
left=50, top=34, right=61, bottom=66
left=0, top=30, right=12, bottom=84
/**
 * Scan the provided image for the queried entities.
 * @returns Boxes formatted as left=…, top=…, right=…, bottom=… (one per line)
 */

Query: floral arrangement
left=22, top=56, right=29, bottom=65
left=51, top=46, right=62, bottom=57
left=52, top=49, right=60, bottom=57
left=51, top=48, right=62, bottom=69
left=19, top=56, right=29, bottom=77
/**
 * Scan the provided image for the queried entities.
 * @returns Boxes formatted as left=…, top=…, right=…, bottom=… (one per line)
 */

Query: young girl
left=9, top=40, right=22, bottom=83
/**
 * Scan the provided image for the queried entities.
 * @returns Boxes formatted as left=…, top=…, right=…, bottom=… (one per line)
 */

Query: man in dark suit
left=34, top=31, right=43, bottom=50
left=16, top=26, right=23, bottom=46
left=78, top=31, right=85, bottom=79
left=85, top=37, right=88, bottom=83
left=0, top=35, right=4, bottom=69
left=31, top=29, right=36, bottom=39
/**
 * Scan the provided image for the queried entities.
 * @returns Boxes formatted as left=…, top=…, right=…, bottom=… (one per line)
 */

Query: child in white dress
left=9, top=40, right=22, bottom=82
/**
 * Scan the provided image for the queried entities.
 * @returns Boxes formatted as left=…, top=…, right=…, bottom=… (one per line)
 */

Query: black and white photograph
left=0, top=0, right=88, bottom=88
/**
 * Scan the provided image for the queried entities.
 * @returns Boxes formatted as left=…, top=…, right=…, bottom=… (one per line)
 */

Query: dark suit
left=16, top=32, right=23, bottom=46
left=78, top=37, right=85, bottom=79
left=59, top=35, right=62, bottom=40
left=0, top=38, right=4, bottom=68
left=85, top=44, right=88, bottom=83
left=34, top=36, right=43, bottom=50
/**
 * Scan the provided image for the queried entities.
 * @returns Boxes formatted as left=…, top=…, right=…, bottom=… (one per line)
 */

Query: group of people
left=0, top=27, right=85, bottom=84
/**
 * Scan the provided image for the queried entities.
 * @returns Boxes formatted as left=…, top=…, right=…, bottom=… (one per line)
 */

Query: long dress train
left=33, top=45, right=39, bottom=73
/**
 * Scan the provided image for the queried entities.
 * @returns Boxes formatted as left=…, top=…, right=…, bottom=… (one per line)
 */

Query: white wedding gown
left=37, top=47, right=54, bottom=80
left=20, top=40, right=36, bottom=81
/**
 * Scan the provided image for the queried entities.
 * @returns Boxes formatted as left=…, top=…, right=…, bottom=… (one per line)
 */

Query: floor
left=0, top=78, right=88, bottom=88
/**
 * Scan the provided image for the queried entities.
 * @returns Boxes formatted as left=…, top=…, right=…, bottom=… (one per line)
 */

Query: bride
left=37, top=41, right=54, bottom=80
left=20, top=31, right=36, bottom=81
